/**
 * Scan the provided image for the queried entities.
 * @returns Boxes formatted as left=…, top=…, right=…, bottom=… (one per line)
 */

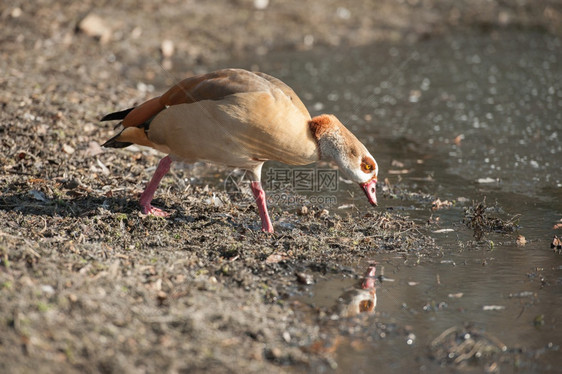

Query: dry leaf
left=454, top=134, right=464, bottom=146
left=388, top=169, right=411, bottom=175
left=477, top=177, right=497, bottom=184
left=83, top=141, right=103, bottom=157
left=29, top=189, right=48, bottom=202
left=483, top=305, right=505, bottom=311
left=265, top=253, right=288, bottom=264
left=432, top=198, right=453, bottom=210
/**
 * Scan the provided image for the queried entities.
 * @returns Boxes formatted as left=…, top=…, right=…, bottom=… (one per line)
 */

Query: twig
left=430, top=326, right=459, bottom=347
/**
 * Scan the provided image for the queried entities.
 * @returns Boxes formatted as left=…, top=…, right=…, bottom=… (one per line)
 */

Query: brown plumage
left=102, top=68, right=378, bottom=232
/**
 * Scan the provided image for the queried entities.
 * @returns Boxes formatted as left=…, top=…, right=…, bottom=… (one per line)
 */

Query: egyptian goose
left=101, top=68, right=378, bottom=233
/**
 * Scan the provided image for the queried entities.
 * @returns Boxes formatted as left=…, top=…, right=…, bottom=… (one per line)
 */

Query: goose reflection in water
left=333, top=263, right=377, bottom=318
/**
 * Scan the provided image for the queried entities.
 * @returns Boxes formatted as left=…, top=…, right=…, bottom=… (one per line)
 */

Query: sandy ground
left=1, top=1, right=561, bottom=372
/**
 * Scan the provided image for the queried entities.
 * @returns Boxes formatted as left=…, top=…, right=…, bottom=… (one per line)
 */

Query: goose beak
left=360, top=179, right=377, bottom=207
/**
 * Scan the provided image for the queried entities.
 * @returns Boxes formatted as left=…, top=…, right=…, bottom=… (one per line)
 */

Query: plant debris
left=1, top=110, right=435, bottom=373
left=463, top=198, right=519, bottom=240
left=430, top=325, right=507, bottom=366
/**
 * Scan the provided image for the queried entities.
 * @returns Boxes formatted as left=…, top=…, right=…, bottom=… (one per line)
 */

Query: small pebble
left=295, top=272, right=314, bottom=285
left=78, top=14, right=112, bottom=44
left=253, top=0, right=269, bottom=10
left=161, top=39, right=175, bottom=58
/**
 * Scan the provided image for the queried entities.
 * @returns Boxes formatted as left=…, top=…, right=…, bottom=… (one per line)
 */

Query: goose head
left=309, top=114, right=378, bottom=206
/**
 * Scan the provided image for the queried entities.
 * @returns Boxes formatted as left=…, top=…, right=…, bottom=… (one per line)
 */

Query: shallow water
left=240, top=31, right=562, bottom=372
left=170, top=31, right=562, bottom=371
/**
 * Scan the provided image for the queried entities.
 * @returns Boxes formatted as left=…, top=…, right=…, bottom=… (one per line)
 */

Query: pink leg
left=250, top=181, right=274, bottom=233
left=139, top=156, right=172, bottom=217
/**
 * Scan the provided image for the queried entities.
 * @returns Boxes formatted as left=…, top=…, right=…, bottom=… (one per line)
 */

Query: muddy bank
left=1, top=1, right=561, bottom=372
left=0, top=175, right=434, bottom=372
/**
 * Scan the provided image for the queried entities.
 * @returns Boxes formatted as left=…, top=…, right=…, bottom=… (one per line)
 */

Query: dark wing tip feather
left=101, top=107, right=135, bottom=122
left=101, top=130, right=132, bottom=148
left=102, top=138, right=133, bottom=149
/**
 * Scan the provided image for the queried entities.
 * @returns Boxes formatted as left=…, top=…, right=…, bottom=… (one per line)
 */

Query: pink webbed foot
left=141, top=204, right=170, bottom=217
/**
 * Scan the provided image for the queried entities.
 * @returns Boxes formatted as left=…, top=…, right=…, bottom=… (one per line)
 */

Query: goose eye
left=361, top=162, right=373, bottom=173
